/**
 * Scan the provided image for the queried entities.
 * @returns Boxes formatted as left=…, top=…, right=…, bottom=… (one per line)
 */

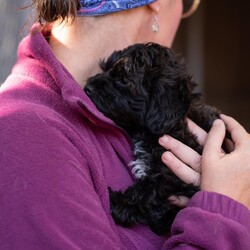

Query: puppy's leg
left=109, top=185, right=147, bottom=228
left=109, top=173, right=198, bottom=235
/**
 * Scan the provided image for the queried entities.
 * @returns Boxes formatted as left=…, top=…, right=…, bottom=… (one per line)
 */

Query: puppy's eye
left=115, top=80, right=130, bottom=88
left=110, top=68, right=125, bottom=78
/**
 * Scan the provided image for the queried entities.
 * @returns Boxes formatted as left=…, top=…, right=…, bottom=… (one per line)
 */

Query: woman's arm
left=0, top=108, right=125, bottom=250
left=163, top=191, right=250, bottom=249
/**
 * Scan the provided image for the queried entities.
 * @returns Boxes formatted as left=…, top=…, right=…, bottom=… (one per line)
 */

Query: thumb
left=203, top=119, right=226, bottom=162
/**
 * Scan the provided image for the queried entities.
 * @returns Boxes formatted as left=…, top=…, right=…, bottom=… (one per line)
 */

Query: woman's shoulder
left=0, top=76, right=93, bottom=157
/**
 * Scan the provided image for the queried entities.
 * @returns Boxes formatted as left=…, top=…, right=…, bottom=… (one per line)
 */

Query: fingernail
left=168, top=195, right=178, bottom=203
left=163, top=152, right=172, bottom=161
left=159, top=135, right=168, bottom=145
left=213, top=119, right=222, bottom=126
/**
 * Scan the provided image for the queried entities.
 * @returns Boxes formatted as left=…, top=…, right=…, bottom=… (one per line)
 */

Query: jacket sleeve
left=163, top=191, right=250, bottom=249
left=0, top=108, right=125, bottom=250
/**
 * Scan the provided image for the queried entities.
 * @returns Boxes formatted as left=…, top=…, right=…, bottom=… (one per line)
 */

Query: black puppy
left=85, top=43, right=220, bottom=235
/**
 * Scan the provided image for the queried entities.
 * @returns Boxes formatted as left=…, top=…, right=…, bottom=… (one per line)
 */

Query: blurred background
left=1, top=0, right=250, bottom=130
left=0, top=0, right=32, bottom=83
left=174, top=0, right=250, bottom=131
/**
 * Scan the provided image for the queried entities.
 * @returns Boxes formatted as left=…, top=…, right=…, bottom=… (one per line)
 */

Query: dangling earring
left=152, top=15, right=159, bottom=33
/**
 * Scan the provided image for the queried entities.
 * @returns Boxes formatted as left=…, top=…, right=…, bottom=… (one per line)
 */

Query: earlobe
left=145, top=90, right=168, bottom=135
left=148, top=1, right=161, bottom=13
left=148, top=1, right=160, bottom=33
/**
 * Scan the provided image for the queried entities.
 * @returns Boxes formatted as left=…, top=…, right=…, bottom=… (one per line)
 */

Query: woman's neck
left=49, top=10, right=147, bottom=88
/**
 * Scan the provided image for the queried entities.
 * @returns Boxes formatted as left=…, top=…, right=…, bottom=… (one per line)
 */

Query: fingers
left=168, top=195, right=190, bottom=208
left=202, top=119, right=226, bottom=162
left=161, top=151, right=201, bottom=186
left=159, top=135, right=201, bottom=173
left=220, top=114, right=249, bottom=147
left=187, top=118, right=207, bottom=146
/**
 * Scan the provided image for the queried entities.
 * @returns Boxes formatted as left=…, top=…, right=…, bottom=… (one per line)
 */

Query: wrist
left=189, top=191, right=250, bottom=229
left=201, top=182, right=250, bottom=209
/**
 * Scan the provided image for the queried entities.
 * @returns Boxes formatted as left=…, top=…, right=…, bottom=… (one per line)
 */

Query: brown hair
left=31, top=0, right=81, bottom=23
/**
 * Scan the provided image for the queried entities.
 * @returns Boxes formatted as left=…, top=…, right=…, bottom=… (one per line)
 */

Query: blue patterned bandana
left=78, top=0, right=156, bottom=16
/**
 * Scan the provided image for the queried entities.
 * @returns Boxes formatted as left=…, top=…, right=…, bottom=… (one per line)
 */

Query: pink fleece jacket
left=0, top=23, right=249, bottom=250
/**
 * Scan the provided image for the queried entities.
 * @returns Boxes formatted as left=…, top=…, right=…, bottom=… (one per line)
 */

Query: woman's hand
left=159, top=114, right=250, bottom=209
left=201, top=115, right=250, bottom=209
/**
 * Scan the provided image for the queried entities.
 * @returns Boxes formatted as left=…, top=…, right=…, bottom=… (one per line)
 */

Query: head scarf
left=78, top=0, right=156, bottom=16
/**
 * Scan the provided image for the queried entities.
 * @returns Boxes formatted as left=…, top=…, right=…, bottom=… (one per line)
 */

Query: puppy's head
left=85, top=43, right=196, bottom=135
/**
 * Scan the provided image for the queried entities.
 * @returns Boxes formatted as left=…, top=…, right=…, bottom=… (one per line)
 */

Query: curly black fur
left=84, top=43, right=220, bottom=235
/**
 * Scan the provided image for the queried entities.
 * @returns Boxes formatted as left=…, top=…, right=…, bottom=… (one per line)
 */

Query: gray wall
left=0, top=0, right=31, bottom=82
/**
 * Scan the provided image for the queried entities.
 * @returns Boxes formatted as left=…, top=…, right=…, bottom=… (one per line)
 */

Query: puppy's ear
left=145, top=76, right=193, bottom=135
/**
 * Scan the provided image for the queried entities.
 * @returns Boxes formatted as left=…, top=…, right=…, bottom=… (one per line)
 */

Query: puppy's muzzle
left=85, top=84, right=95, bottom=96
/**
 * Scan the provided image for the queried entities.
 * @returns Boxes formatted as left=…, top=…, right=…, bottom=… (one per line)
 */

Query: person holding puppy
left=0, top=0, right=249, bottom=249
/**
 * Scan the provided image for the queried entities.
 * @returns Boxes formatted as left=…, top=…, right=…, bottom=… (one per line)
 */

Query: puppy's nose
left=85, top=84, right=95, bottom=95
